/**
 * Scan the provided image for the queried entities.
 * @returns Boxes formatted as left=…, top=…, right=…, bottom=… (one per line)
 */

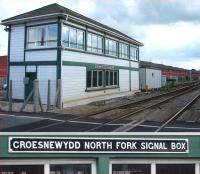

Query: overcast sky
left=0, top=0, right=200, bottom=70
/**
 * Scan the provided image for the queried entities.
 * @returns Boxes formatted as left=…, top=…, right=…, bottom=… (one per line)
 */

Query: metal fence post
left=57, top=79, right=62, bottom=109
left=47, top=80, right=51, bottom=111
left=33, top=79, right=39, bottom=113
left=8, top=80, right=12, bottom=112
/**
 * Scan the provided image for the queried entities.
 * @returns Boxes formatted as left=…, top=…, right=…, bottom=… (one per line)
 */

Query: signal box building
left=1, top=3, right=143, bottom=107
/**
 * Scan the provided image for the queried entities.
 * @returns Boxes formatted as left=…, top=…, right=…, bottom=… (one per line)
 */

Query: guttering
left=1, top=13, right=68, bottom=25
left=68, top=15, right=143, bottom=46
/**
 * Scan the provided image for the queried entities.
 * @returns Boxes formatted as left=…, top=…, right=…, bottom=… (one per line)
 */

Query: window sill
left=25, top=47, right=58, bottom=51
left=85, top=86, right=119, bottom=92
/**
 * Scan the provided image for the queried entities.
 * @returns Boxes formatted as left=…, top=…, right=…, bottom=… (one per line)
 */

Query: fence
left=7, top=79, right=62, bottom=113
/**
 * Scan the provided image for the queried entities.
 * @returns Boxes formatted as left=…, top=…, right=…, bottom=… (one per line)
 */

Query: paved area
left=1, top=111, right=200, bottom=132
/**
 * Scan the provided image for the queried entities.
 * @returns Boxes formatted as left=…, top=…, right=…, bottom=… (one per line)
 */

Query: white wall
left=131, top=71, right=139, bottom=91
left=10, top=25, right=25, bottom=62
left=131, top=61, right=139, bottom=69
left=146, top=69, right=162, bottom=89
left=62, top=66, right=131, bottom=103
left=37, top=66, right=57, bottom=104
left=62, top=66, right=86, bottom=102
left=119, top=69, right=130, bottom=92
left=25, top=50, right=57, bottom=61
left=10, top=66, right=25, bottom=99
left=61, top=50, right=140, bottom=103
left=62, top=50, right=134, bottom=68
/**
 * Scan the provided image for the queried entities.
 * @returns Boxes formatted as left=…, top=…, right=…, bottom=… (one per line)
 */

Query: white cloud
left=180, top=58, right=200, bottom=70
left=144, top=23, right=200, bottom=50
left=77, top=0, right=96, bottom=15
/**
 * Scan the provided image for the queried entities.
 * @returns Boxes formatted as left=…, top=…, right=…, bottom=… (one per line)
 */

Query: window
left=87, top=70, right=103, bottom=88
left=0, top=165, right=44, bottom=174
left=112, top=164, right=151, bottom=174
left=87, top=33, right=103, bottom=53
left=50, top=164, right=91, bottom=174
left=119, top=43, right=129, bottom=59
left=105, top=39, right=117, bottom=56
left=130, top=46, right=139, bottom=61
left=47, top=25, right=57, bottom=46
left=37, top=27, right=46, bottom=46
left=156, top=164, right=195, bottom=174
left=105, top=70, right=118, bottom=86
left=27, top=24, right=57, bottom=48
left=62, top=25, right=84, bottom=50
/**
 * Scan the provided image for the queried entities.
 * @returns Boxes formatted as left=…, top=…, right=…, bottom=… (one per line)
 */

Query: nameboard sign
left=9, top=137, right=188, bottom=153
left=95, top=64, right=114, bottom=70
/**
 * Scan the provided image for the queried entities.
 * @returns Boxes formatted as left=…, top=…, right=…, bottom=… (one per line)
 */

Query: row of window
left=62, top=25, right=139, bottom=60
left=26, top=24, right=139, bottom=61
left=87, top=70, right=118, bottom=89
left=0, top=163, right=196, bottom=174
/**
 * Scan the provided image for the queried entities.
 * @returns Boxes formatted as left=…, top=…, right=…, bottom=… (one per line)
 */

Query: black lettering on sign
left=9, top=137, right=189, bottom=153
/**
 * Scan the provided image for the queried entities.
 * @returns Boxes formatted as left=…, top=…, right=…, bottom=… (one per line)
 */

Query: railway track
left=84, top=82, right=199, bottom=117
left=155, top=93, right=200, bottom=132
left=85, top=83, right=200, bottom=132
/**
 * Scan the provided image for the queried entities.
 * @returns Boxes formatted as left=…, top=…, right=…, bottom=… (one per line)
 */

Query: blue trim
left=25, top=47, right=58, bottom=51
left=7, top=25, right=11, bottom=99
left=129, top=44, right=131, bottom=91
left=62, top=61, right=139, bottom=71
left=10, top=61, right=57, bottom=66
left=24, top=23, right=27, bottom=62
left=57, top=18, right=62, bottom=79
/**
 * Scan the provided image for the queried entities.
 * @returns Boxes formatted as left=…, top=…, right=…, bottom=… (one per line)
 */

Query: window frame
left=119, top=42, right=129, bottom=59
left=86, top=70, right=119, bottom=91
left=130, top=45, right=139, bottom=61
left=105, top=70, right=119, bottom=88
left=26, top=24, right=58, bottom=49
left=0, top=159, right=96, bottom=174
left=86, top=70, right=104, bottom=89
left=62, top=25, right=85, bottom=50
left=87, top=32, right=103, bottom=54
left=105, top=38, right=118, bottom=57
left=109, top=159, right=199, bottom=174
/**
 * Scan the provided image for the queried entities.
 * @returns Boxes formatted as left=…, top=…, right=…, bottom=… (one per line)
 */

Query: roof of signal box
left=1, top=3, right=143, bottom=46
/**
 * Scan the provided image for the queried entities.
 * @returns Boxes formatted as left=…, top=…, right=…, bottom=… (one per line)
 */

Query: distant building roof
left=1, top=3, right=143, bottom=46
left=140, top=61, right=188, bottom=71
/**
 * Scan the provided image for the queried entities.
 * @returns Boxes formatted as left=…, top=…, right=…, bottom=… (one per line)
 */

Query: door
left=25, top=72, right=37, bottom=100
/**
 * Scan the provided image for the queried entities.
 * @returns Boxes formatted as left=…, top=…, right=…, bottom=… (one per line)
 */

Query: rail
left=86, top=84, right=200, bottom=132
left=155, top=93, right=200, bottom=132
